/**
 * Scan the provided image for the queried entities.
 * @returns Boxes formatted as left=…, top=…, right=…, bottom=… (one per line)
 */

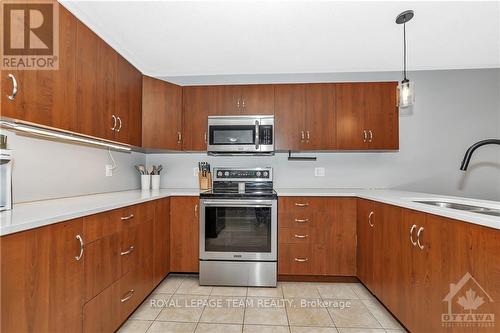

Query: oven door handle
left=201, top=199, right=274, bottom=207
left=255, top=120, right=260, bottom=150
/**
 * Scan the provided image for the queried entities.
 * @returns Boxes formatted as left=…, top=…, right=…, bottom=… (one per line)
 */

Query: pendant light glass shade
left=398, top=79, right=415, bottom=108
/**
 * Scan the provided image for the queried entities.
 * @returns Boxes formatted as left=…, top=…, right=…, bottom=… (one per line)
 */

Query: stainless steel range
left=199, top=167, right=277, bottom=287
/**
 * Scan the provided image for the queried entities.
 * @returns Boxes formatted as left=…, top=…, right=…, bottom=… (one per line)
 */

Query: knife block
left=198, top=172, right=212, bottom=190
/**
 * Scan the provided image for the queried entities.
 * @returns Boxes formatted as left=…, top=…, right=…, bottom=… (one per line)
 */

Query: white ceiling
left=61, top=1, right=500, bottom=81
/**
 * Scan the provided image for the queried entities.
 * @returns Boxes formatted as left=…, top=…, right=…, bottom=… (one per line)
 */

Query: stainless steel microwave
left=207, top=115, right=274, bottom=155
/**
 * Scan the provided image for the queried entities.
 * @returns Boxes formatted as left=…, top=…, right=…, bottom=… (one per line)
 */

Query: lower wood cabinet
left=170, top=197, right=200, bottom=272
left=1, top=218, right=84, bottom=333
left=153, top=198, right=170, bottom=285
left=278, top=197, right=356, bottom=276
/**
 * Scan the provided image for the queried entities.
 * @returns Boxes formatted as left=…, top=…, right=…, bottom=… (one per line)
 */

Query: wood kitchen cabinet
left=1, top=218, right=84, bottom=333
left=153, top=198, right=171, bottom=285
left=336, top=82, right=399, bottom=150
left=182, top=86, right=211, bottom=151
left=356, top=199, right=376, bottom=290
left=1, top=6, right=78, bottom=131
left=274, top=84, right=335, bottom=151
left=142, top=76, right=183, bottom=149
left=170, top=196, right=200, bottom=272
left=209, top=84, right=274, bottom=116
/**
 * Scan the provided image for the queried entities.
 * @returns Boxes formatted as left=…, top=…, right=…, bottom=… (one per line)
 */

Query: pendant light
left=396, top=10, right=415, bottom=108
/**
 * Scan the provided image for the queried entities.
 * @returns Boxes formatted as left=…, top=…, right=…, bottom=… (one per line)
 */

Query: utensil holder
left=151, top=175, right=160, bottom=190
left=198, top=172, right=212, bottom=190
left=141, top=175, right=151, bottom=190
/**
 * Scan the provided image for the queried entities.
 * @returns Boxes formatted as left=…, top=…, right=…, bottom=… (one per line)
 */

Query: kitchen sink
left=414, top=200, right=500, bottom=217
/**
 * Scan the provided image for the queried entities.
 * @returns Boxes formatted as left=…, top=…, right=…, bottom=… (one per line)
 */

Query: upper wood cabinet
left=209, top=84, right=274, bottom=115
left=142, top=76, right=183, bottom=150
left=336, top=82, right=398, bottom=150
left=182, top=86, right=211, bottom=151
left=1, top=218, right=84, bottom=333
left=274, top=84, right=336, bottom=151
left=170, top=196, right=200, bottom=273
left=1, top=6, right=78, bottom=132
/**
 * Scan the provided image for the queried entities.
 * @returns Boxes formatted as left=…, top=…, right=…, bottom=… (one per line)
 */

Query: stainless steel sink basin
left=414, top=200, right=500, bottom=217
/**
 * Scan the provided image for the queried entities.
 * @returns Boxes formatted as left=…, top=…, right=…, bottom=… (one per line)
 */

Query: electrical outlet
left=314, top=167, right=325, bottom=177
left=105, top=165, right=113, bottom=177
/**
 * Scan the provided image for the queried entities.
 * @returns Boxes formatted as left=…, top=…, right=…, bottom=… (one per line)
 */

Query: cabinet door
left=356, top=199, right=375, bottom=289
left=170, top=197, right=199, bottom=272
left=114, top=56, right=142, bottom=146
left=364, top=82, right=399, bottom=149
left=335, top=83, right=367, bottom=150
left=182, top=86, right=210, bottom=151
left=1, top=219, right=84, bottom=333
left=209, top=85, right=241, bottom=115
left=324, top=198, right=357, bottom=276
left=303, top=84, right=336, bottom=150
left=76, top=21, right=117, bottom=141
left=274, top=84, right=306, bottom=150
left=0, top=6, right=77, bottom=131
left=142, top=76, right=183, bottom=149
left=153, top=198, right=170, bottom=285
left=240, top=85, right=274, bottom=115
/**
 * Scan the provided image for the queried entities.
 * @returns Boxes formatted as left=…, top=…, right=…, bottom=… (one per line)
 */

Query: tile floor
left=118, top=274, right=407, bottom=333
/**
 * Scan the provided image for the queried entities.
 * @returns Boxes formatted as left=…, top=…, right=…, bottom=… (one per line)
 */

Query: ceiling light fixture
left=396, top=9, right=415, bottom=108
left=0, top=120, right=132, bottom=152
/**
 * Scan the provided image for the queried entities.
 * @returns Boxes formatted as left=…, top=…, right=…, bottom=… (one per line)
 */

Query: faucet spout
left=460, top=139, right=500, bottom=171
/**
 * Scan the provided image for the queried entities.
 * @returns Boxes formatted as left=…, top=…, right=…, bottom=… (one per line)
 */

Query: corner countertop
left=1, top=188, right=498, bottom=236
left=0, top=189, right=200, bottom=236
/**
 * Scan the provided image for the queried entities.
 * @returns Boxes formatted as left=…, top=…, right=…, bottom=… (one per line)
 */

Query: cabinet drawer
left=118, top=270, right=142, bottom=322
left=279, top=213, right=315, bottom=229
left=83, top=210, right=120, bottom=243
left=278, top=243, right=312, bottom=275
left=113, top=205, right=139, bottom=227
left=83, top=278, right=121, bottom=333
left=279, top=227, right=311, bottom=244
left=120, top=223, right=140, bottom=275
left=279, top=197, right=316, bottom=216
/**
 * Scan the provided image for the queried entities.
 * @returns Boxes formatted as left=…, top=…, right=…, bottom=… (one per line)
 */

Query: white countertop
left=0, top=189, right=200, bottom=236
left=1, top=188, right=498, bottom=236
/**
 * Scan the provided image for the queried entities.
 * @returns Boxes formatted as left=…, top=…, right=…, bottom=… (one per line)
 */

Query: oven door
left=200, top=199, right=277, bottom=261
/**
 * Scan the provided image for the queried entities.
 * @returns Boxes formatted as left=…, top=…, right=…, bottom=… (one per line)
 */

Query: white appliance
left=0, top=149, right=13, bottom=211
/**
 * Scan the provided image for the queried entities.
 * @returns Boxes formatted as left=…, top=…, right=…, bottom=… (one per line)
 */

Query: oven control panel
left=213, top=168, right=272, bottom=181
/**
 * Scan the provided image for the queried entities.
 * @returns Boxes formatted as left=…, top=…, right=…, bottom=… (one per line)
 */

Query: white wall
left=2, top=129, right=146, bottom=203
left=148, top=69, right=500, bottom=201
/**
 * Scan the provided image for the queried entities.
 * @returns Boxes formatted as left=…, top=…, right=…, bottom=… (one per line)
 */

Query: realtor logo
left=1, top=1, right=59, bottom=69
left=442, top=272, right=495, bottom=328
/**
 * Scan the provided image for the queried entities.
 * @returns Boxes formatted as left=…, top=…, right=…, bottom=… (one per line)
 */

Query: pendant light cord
left=403, top=22, right=407, bottom=80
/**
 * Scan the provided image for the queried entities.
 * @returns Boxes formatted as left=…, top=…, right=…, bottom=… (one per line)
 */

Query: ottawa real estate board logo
left=1, top=1, right=59, bottom=70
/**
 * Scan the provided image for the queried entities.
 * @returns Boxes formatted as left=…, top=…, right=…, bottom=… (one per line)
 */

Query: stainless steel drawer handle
left=75, top=235, right=84, bottom=261
left=120, top=289, right=135, bottom=303
left=111, top=115, right=117, bottom=131
left=409, top=224, right=417, bottom=246
left=294, top=234, right=308, bottom=239
left=294, top=218, right=309, bottom=223
left=300, top=131, right=305, bottom=142
left=177, top=132, right=182, bottom=143
left=121, top=245, right=135, bottom=256
left=121, top=214, right=134, bottom=221
left=306, top=131, right=310, bottom=141
left=294, top=257, right=309, bottom=262
left=116, top=117, right=122, bottom=132
left=417, top=226, right=425, bottom=250
left=295, top=203, right=309, bottom=207
left=368, top=130, right=373, bottom=143
left=368, top=211, right=374, bottom=227
left=7, top=74, right=17, bottom=101
left=204, top=132, right=207, bottom=143
left=363, top=130, right=368, bottom=143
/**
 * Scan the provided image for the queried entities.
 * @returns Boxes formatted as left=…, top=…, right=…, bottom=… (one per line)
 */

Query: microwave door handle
left=255, top=120, right=260, bottom=150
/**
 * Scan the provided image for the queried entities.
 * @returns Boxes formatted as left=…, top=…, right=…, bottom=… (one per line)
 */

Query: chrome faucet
left=460, top=139, right=500, bottom=171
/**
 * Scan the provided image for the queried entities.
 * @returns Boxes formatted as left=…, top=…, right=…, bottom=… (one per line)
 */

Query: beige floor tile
left=117, top=319, right=152, bottom=333
left=210, top=286, right=247, bottom=296
left=328, top=299, right=381, bottom=328
left=155, top=275, right=185, bottom=294
left=156, top=295, right=208, bottom=323
left=350, top=283, right=375, bottom=299
left=176, top=277, right=213, bottom=295
left=195, top=323, right=243, bottom=333
left=316, top=283, right=359, bottom=299
left=130, top=294, right=170, bottom=320
left=337, top=329, right=386, bottom=333
left=290, top=327, right=338, bottom=333
left=147, top=321, right=197, bottom=333
left=245, top=297, right=288, bottom=326
left=243, top=324, right=290, bottom=333
left=362, top=299, right=404, bottom=330
left=282, top=282, right=320, bottom=298
left=199, top=296, right=246, bottom=324
left=286, top=299, right=333, bottom=327
left=247, top=285, right=283, bottom=298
